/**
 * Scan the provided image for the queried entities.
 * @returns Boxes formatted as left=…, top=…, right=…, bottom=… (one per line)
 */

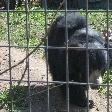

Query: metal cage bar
left=25, top=0, right=32, bottom=111
left=106, top=0, right=110, bottom=112
left=85, top=0, right=90, bottom=111
left=64, top=0, right=70, bottom=111
left=43, top=0, right=50, bottom=111
left=7, top=0, right=13, bottom=111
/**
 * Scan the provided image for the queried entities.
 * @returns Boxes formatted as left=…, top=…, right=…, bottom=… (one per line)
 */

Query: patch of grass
left=98, top=70, right=112, bottom=95
left=0, top=85, right=28, bottom=111
left=0, top=13, right=7, bottom=40
left=81, top=11, right=112, bottom=32
left=9, top=11, right=45, bottom=46
left=0, top=7, right=45, bottom=47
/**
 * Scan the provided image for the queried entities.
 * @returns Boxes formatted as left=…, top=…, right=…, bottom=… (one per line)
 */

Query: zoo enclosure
left=0, top=0, right=112, bottom=112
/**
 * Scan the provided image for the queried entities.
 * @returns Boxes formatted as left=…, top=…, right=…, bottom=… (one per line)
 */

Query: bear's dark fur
left=48, top=13, right=109, bottom=108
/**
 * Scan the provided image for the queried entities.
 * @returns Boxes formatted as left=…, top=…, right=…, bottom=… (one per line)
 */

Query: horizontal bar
left=1, top=9, right=112, bottom=13
left=0, top=78, right=112, bottom=86
left=0, top=45, right=112, bottom=50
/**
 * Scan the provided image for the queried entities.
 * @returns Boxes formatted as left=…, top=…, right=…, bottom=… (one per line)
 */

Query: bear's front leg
left=69, top=85, right=94, bottom=108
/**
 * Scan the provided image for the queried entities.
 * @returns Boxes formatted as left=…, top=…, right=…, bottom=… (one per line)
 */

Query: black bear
left=48, top=12, right=109, bottom=108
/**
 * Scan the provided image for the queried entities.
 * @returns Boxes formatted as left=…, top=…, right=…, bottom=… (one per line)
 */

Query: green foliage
left=0, top=85, right=28, bottom=111
left=0, top=90, right=9, bottom=108
left=81, top=12, right=112, bottom=32
left=9, top=11, right=45, bottom=46
left=0, top=8, right=45, bottom=46
left=88, top=12, right=107, bottom=31
left=0, top=13, right=7, bottom=40
left=98, top=70, right=112, bottom=95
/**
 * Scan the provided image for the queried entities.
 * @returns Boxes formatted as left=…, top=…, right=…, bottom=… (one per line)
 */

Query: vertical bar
left=64, top=0, right=69, bottom=112
left=44, top=0, right=50, bottom=111
left=86, top=0, right=89, bottom=111
left=106, top=0, right=110, bottom=112
left=7, top=0, right=13, bottom=111
left=25, top=0, right=31, bottom=112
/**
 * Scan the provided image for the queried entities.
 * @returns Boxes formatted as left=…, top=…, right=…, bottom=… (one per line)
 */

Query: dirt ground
left=0, top=41, right=112, bottom=112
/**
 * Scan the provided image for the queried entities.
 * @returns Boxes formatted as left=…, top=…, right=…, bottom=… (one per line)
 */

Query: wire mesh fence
left=0, top=0, right=112, bottom=112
